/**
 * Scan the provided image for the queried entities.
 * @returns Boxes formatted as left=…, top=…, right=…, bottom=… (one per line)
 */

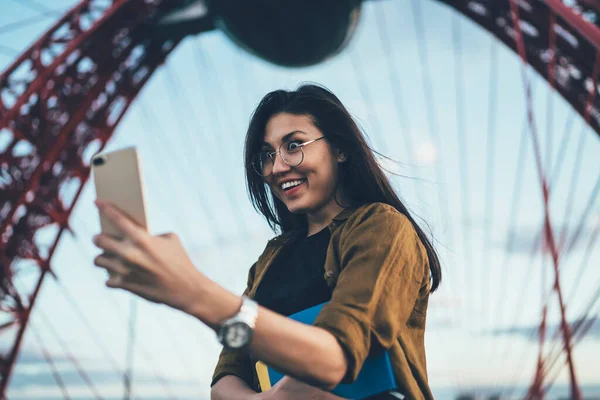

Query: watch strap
left=237, top=296, right=259, bottom=328
left=217, top=296, right=259, bottom=349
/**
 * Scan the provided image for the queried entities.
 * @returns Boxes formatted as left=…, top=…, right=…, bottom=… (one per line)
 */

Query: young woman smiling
left=92, top=84, right=442, bottom=400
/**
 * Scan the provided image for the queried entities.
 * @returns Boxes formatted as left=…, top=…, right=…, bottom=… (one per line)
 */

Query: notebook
left=255, top=302, right=405, bottom=399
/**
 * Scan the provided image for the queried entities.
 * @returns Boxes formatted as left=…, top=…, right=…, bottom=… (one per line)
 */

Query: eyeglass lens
left=252, top=143, right=304, bottom=177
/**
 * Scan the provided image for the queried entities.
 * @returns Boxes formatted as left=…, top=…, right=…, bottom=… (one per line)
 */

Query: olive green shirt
left=211, top=202, right=434, bottom=400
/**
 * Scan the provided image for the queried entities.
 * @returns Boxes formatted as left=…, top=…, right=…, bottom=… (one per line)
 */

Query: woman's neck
left=305, top=201, right=345, bottom=237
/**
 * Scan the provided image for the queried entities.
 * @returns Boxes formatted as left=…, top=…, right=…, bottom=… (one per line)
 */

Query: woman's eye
left=287, top=140, right=303, bottom=150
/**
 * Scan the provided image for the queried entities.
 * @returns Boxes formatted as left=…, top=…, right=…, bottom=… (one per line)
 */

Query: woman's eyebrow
left=262, top=130, right=307, bottom=148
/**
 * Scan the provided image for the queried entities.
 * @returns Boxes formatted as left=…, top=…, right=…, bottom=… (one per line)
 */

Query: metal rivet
left=325, top=270, right=334, bottom=278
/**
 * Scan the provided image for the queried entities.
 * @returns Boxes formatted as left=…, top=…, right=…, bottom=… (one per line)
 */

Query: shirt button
left=325, top=270, right=334, bottom=278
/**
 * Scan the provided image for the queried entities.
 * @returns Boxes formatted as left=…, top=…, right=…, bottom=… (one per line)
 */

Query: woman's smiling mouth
left=279, top=179, right=307, bottom=197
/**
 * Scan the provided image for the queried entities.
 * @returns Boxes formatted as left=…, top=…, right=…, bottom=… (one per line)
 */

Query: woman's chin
left=284, top=198, right=312, bottom=215
left=286, top=204, right=308, bottom=215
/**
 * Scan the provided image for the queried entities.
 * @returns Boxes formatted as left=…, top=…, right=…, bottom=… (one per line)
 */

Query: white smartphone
left=91, top=147, right=149, bottom=238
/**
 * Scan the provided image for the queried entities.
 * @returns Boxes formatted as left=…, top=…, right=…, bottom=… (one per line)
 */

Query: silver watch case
left=217, top=297, right=259, bottom=350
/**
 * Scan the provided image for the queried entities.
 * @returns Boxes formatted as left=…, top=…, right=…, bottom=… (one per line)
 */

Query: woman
left=92, top=84, right=441, bottom=400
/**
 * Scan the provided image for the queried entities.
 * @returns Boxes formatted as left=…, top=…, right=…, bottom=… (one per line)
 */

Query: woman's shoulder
left=338, top=202, right=420, bottom=248
left=355, top=201, right=400, bottom=215
left=344, top=202, right=410, bottom=227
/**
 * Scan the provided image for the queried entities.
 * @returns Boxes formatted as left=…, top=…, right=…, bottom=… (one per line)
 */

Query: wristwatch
left=217, top=296, right=259, bottom=350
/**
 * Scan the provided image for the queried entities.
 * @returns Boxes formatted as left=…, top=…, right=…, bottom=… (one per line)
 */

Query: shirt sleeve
left=313, top=205, right=427, bottom=384
left=210, top=262, right=257, bottom=388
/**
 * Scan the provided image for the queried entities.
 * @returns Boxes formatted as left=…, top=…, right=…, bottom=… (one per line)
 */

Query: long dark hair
left=244, top=84, right=442, bottom=292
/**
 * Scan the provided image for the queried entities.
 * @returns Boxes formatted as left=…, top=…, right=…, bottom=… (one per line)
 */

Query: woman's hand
left=265, top=377, right=347, bottom=400
left=92, top=200, right=207, bottom=313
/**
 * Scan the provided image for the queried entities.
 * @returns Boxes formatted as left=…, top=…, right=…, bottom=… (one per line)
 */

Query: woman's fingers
left=91, top=216, right=206, bottom=312
left=95, top=255, right=154, bottom=290
left=95, top=200, right=148, bottom=246
left=93, top=235, right=148, bottom=266
left=105, top=273, right=124, bottom=288
left=94, top=254, right=130, bottom=275
left=93, top=234, right=121, bottom=254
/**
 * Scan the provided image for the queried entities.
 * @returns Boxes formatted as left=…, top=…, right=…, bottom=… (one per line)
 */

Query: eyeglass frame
left=251, top=136, right=327, bottom=177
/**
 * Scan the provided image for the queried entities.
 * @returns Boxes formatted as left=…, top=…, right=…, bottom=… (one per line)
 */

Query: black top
left=253, top=227, right=332, bottom=316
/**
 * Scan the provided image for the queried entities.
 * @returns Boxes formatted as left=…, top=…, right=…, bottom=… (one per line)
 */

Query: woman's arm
left=91, top=201, right=347, bottom=389
left=210, top=375, right=259, bottom=400
left=196, top=282, right=348, bottom=390
left=211, top=375, right=346, bottom=400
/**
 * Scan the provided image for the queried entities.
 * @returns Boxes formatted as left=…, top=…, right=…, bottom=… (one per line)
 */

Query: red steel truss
left=440, top=0, right=600, bottom=138
left=441, top=2, right=599, bottom=398
left=0, top=0, right=188, bottom=392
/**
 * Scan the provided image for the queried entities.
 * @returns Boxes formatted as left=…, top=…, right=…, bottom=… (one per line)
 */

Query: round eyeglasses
left=251, top=136, right=326, bottom=177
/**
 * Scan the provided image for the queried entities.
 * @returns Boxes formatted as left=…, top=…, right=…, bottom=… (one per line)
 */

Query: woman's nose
left=271, top=153, right=291, bottom=175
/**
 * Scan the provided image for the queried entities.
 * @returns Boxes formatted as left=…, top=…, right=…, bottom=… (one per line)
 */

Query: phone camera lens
left=92, top=155, right=106, bottom=166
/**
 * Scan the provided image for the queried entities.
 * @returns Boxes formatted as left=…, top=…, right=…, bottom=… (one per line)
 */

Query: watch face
left=225, top=322, right=251, bottom=349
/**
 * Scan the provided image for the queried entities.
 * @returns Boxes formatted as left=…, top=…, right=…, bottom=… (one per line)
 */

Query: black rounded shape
left=207, top=0, right=362, bottom=67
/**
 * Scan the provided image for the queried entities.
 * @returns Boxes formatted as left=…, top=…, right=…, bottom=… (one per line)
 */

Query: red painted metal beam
left=545, top=0, right=600, bottom=50
left=437, top=0, right=600, bottom=137
left=0, top=0, right=184, bottom=393
left=509, top=1, right=585, bottom=398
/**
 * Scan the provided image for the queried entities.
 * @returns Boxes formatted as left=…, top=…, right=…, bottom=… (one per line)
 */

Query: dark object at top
left=207, top=0, right=362, bottom=67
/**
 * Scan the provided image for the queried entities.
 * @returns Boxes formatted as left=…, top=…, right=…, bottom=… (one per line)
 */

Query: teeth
left=281, top=180, right=305, bottom=190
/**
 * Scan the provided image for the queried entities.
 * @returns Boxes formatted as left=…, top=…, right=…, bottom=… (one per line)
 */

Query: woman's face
left=262, top=113, right=344, bottom=215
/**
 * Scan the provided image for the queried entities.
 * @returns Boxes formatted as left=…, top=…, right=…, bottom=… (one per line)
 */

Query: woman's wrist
left=185, top=277, right=243, bottom=331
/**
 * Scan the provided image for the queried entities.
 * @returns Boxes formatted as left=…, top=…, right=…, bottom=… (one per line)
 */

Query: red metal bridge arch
left=1, top=0, right=599, bottom=397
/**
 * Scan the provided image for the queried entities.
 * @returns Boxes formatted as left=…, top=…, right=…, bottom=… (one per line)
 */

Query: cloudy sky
left=1, top=0, right=599, bottom=399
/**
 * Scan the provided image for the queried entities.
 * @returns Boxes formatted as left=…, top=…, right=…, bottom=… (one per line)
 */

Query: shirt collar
left=332, top=205, right=357, bottom=222
left=270, top=205, right=359, bottom=244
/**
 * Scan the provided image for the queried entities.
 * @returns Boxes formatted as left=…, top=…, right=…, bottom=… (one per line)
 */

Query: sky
left=1, top=0, right=599, bottom=399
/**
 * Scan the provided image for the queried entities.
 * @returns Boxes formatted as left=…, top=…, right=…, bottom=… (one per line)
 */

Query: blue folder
left=255, top=302, right=405, bottom=399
